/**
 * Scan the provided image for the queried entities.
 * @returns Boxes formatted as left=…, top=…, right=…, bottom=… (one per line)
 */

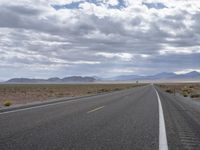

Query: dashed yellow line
left=87, top=106, right=105, bottom=114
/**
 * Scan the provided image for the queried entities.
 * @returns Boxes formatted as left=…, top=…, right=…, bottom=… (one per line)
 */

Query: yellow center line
left=87, top=106, right=105, bottom=114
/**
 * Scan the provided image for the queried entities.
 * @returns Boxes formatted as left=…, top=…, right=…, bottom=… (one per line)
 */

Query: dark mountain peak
left=174, top=71, right=200, bottom=78
left=183, top=71, right=200, bottom=76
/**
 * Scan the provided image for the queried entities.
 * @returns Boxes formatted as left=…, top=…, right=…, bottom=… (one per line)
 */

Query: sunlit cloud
left=95, top=52, right=133, bottom=61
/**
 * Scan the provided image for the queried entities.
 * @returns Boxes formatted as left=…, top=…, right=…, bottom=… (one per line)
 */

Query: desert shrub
left=165, top=89, right=173, bottom=94
left=114, top=88, right=121, bottom=91
left=56, top=93, right=64, bottom=97
left=183, top=93, right=188, bottom=97
left=98, top=89, right=109, bottom=93
left=182, top=88, right=192, bottom=94
left=190, top=94, right=200, bottom=98
left=3, top=100, right=12, bottom=107
left=49, top=90, right=54, bottom=93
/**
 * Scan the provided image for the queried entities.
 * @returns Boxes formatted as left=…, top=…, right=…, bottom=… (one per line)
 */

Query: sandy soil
left=0, top=83, right=143, bottom=107
left=157, top=83, right=200, bottom=100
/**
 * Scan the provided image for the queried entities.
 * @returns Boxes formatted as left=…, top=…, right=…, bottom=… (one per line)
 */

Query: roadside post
left=174, top=88, right=175, bottom=96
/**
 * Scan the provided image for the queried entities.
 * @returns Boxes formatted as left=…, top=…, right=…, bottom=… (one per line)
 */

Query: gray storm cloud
left=0, top=0, right=200, bottom=80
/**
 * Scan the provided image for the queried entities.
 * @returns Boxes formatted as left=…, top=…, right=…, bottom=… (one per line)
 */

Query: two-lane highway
left=0, top=85, right=200, bottom=150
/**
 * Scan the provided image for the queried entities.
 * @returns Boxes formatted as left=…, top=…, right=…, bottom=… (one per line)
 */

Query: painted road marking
left=87, top=106, right=105, bottom=114
left=154, top=87, right=169, bottom=150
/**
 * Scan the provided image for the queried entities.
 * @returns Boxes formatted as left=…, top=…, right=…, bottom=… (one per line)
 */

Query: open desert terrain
left=0, top=83, right=142, bottom=107
left=157, top=83, right=200, bottom=100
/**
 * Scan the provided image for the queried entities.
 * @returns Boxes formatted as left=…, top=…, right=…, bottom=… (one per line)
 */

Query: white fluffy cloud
left=0, top=0, right=200, bottom=79
left=96, top=52, right=133, bottom=61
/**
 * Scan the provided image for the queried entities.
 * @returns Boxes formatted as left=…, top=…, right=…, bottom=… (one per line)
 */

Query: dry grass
left=157, top=83, right=200, bottom=100
left=0, top=83, right=144, bottom=106
left=190, top=93, right=200, bottom=98
left=3, top=100, right=12, bottom=107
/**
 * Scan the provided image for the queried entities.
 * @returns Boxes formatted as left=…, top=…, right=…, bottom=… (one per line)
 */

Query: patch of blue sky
left=142, top=2, right=167, bottom=9
left=108, top=0, right=126, bottom=9
left=52, top=1, right=83, bottom=10
left=52, top=0, right=127, bottom=10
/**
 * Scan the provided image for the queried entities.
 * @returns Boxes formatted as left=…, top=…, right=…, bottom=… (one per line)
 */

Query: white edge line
left=154, top=87, right=169, bottom=150
left=87, top=106, right=105, bottom=114
left=0, top=98, right=87, bottom=115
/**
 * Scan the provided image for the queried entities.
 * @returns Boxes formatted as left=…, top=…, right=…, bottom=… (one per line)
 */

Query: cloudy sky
left=0, top=0, right=200, bottom=80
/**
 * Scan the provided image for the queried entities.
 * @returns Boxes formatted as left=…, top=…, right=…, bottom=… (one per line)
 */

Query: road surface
left=0, top=85, right=200, bottom=150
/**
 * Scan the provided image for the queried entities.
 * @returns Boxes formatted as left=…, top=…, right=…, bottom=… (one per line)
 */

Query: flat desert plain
left=0, top=83, right=142, bottom=107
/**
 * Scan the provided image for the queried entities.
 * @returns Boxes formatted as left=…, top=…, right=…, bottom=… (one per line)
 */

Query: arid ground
left=157, top=83, right=200, bottom=100
left=0, top=83, right=143, bottom=107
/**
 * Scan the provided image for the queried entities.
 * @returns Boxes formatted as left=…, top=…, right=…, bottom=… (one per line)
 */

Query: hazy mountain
left=108, top=71, right=200, bottom=81
left=143, top=72, right=176, bottom=80
left=108, top=75, right=142, bottom=81
left=47, top=77, right=61, bottom=82
left=169, top=71, right=200, bottom=80
left=6, top=78, right=45, bottom=83
left=62, top=76, right=95, bottom=82
left=109, top=72, right=176, bottom=81
left=6, top=76, right=96, bottom=83
left=4, top=71, right=200, bottom=83
left=92, top=76, right=103, bottom=81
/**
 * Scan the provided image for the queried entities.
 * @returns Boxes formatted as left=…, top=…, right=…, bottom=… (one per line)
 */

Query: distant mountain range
left=106, top=71, right=200, bottom=81
left=6, top=76, right=96, bottom=83
left=4, top=71, right=200, bottom=83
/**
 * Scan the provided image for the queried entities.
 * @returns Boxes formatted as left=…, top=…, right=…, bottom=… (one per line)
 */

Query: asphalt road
left=0, top=85, right=200, bottom=150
